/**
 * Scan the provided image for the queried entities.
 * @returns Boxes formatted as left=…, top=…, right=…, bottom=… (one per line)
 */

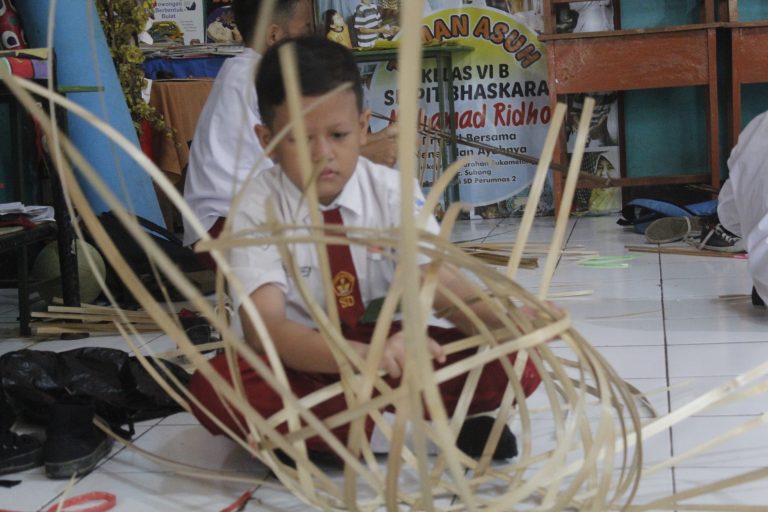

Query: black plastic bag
left=0, top=347, right=189, bottom=426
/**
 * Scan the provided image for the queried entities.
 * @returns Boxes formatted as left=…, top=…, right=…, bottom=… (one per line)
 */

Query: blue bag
left=617, top=198, right=718, bottom=234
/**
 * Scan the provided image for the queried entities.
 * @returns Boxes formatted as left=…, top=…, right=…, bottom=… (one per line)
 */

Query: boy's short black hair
left=233, top=0, right=305, bottom=46
left=256, top=36, right=364, bottom=128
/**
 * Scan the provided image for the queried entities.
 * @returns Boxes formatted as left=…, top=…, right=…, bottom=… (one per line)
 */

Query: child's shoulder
left=240, top=163, right=283, bottom=198
left=354, top=157, right=400, bottom=189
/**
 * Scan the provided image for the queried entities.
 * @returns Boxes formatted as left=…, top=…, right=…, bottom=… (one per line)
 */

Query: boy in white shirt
left=189, top=36, right=541, bottom=463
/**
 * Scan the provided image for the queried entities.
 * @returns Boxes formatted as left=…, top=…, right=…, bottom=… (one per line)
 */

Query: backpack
left=81, top=211, right=205, bottom=305
left=617, top=198, right=718, bottom=234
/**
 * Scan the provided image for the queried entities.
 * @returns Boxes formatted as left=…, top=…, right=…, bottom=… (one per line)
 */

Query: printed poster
left=153, top=0, right=206, bottom=45
left=314, top=1, right=622, bottom=217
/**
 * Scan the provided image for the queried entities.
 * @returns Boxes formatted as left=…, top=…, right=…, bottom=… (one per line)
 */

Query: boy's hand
left=380, top=331, right=446, bottom=380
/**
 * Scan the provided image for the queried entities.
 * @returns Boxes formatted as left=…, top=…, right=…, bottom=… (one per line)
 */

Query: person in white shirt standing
left=183, top=0, right=313, bottom=264
left=183, top=0, right=397, bottom=269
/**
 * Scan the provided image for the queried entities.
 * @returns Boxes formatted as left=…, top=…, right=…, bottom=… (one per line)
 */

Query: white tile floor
left=1, top=216, right=767, bottom=510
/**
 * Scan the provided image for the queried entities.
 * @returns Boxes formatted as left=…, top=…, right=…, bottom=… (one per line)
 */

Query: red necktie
left=322, top=208, right=365, bottom=328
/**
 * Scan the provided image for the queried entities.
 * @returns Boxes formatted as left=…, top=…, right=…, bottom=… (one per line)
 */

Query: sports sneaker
left=698, top=223, right=745, bottom=253
left=645, top=216, right=701, bottom=244
left=0, top=431, right=44, bottom=475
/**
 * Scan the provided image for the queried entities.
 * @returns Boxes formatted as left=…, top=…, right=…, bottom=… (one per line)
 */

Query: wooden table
left=149, top=78, right=215, bottom=184
left=149, top=79, right=214, bottom=230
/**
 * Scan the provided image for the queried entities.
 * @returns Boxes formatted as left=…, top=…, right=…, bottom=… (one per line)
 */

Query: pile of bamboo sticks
left=31, top=305, right=158, bottom=336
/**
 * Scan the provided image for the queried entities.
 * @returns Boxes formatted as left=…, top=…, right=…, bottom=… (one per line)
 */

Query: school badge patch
left=333, top=271, right=356, bottom=308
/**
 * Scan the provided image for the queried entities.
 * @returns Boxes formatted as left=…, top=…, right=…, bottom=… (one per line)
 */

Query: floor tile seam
left=139, top=332, right=174, bottom=349
left=93, top=468, right=272, bottom=477
left=549, top=280, right=664, bottom=288
left=480, top=217, right=507, bottom=244
left=656, top=248, right=679, bottom=495
left=584, top=343, right=667, bottom=348
left=663, top=317, right=768, bottom=323
left=673, top=465, right=768, bottom=471
left=667, top=372, right=768, bottom=379
left=670, top=464, right=768, bottom=470
left=665, top=340, right=768, bottom=347
left=672, top=414, right=766, bottom=418
left=98, top=420, right=164, bottom=465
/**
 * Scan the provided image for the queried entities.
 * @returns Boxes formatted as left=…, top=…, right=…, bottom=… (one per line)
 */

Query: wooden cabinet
left=718, top=1, right=768, bottom=148
left=540, top=1, right=722, bottom=208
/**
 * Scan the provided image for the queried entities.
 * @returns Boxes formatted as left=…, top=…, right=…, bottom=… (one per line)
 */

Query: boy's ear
left=265, top=23, right=284, bottom=47
left=359, top=109, right=372, bottom=145
left=255, top=124, right=275, bottom=158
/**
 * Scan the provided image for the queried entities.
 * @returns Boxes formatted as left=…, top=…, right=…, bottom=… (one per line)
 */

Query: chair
left=0, top=50, right=80, bottom=337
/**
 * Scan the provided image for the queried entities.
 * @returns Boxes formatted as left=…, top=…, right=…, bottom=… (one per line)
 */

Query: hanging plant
left=96, top=0, right=169, bottom=136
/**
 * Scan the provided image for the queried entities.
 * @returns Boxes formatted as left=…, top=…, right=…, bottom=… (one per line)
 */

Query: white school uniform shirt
left=183, top=48, right=273, bottom=246
left=229, top=157, right=441, bottom=329
left=718, top=111, right=768, bottom=300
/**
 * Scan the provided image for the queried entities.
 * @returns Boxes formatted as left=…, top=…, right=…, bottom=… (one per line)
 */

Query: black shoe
left=273, top=448, right=344, bottom=470
left=753, top=287, right=766, bottom=307
left=0, top=431, right=44, bottom=475
left=456, top=416, right=518, bottom=461
left=698, top=222, right=745, bottom=252
left=43, top=399, right=112, bottom=479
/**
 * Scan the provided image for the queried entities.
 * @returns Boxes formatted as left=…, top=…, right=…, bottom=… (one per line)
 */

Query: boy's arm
left=241, top=283, right=445, bottom=378
left=429, top=263, right=507, bottom=335
left=241, top=283, right=367, bottom=374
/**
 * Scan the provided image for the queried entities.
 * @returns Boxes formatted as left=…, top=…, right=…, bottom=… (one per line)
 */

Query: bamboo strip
left=538, top=98, right=596, bottom=300
left=506, top=103, right=566, bottom=279
left=370, top=111, right=609, bottom=185
left=34, top=323, right=159, bottom=334
left=276, top=43, right=325, bottom=500
left=395, top=1, right=453, bottom=508
left=625, top=245, right=748, bottom=259
left=45, top=305, right=154, bottom=319
left=31, top=311, right=157, bottom=323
